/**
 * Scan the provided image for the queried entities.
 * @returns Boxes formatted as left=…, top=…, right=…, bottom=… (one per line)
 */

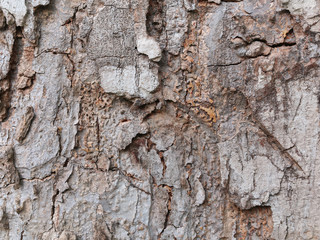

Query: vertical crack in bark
left=158, top=184, right=173, bottom=238
left=186, top=163, right=192, bottom=195
left=132, top=191, right=140, bottom=225
left=51, top=189, right=59, bottom=225
left=0, top=26, right=20, bottom=122
left=57, top=126, right=62, bottom=158
left=147, top=175, right=154, bottom=239
left=158, top=151, right=166, bottom=177
left=20, top=230, right=24, bottom=240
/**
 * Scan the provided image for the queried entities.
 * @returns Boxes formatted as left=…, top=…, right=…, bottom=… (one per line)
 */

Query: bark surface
left=0, top=0, right=319, bottom=239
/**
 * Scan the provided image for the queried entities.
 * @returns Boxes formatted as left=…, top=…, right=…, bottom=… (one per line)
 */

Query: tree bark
left=0, top=0, right=319, bottom=239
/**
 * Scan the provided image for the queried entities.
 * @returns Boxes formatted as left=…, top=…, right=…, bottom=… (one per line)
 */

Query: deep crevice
left=51, top=189, right=59, bottom=220
left=146, top=0, right=165, bottom=40
left=0, top=26, right=24, bottom=122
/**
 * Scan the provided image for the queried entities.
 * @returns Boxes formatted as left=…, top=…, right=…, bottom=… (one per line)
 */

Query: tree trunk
left=0, top=0, right=319, bottom=239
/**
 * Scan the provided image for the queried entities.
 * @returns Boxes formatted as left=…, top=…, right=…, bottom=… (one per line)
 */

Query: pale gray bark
left=0, top=0, right=319, bottom=239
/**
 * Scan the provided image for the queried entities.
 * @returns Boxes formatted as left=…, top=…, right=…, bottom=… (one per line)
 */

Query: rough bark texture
left=0, top=0, right=319, bottom=239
